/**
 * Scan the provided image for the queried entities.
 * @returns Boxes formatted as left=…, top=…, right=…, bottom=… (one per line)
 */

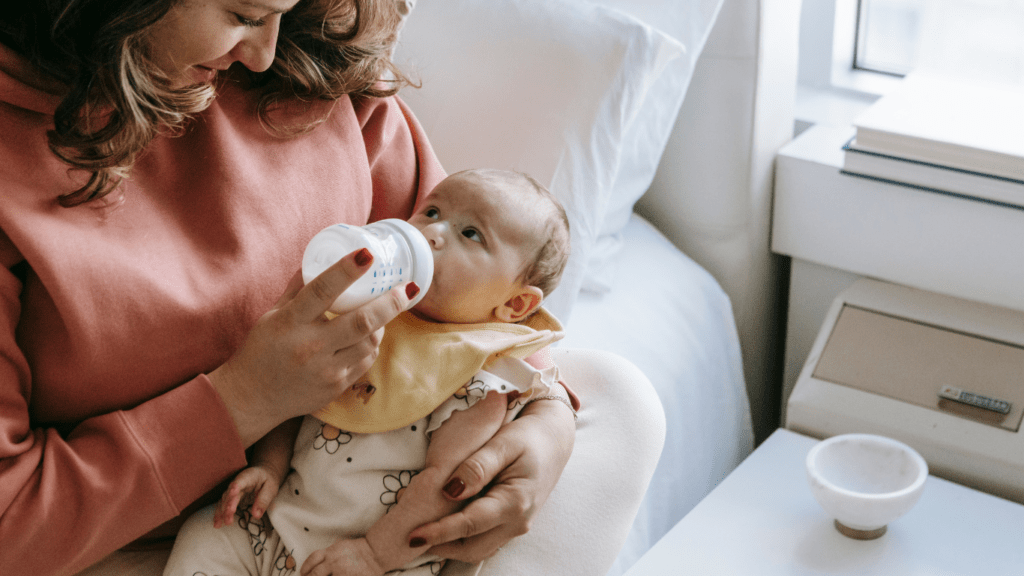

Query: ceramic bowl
left=806, top=433, right=928, bottom=539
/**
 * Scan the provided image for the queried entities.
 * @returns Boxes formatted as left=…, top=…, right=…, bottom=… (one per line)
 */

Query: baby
left=164, top=168, right=572, bottom=576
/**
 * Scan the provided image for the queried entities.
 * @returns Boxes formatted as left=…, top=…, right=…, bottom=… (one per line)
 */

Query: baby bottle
left=302, top=219, right=433, bottom=314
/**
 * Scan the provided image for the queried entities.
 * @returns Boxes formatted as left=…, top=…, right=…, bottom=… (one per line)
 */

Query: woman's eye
left=462, top=228, right=483, bottom=243
left=235, top=13, right=266, bottom=27
left=424, top=208, right=440, bottom=219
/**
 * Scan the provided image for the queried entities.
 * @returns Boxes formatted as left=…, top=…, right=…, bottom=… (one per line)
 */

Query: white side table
left=625, top=428, right=1024, bottom=575
left=771, top=124, right=1024, bottom=424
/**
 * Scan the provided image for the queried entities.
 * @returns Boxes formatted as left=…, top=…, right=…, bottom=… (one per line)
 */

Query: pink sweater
left=0, top=44, right=445, bottom=574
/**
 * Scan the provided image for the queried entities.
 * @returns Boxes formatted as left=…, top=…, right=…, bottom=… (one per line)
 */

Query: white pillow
left=393, top=0, right=684, bottom=322
left=579, top=0, right=722, bottom=295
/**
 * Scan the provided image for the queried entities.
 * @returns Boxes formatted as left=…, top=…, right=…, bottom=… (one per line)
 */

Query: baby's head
left=408, top=169, right=570, bottom=324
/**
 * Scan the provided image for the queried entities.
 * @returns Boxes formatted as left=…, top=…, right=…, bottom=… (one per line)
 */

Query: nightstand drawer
left=814, top=303, right=1024, bottom=431
left=787, top=278, right=1024, bottom=505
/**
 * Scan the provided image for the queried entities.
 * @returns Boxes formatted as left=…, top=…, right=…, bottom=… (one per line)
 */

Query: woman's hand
left=406, top=387, right=577, bottom=563
left=209, top=248, right=418, bottom=447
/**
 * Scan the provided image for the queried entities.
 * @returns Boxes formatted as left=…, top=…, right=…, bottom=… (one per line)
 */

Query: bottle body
left=302, top=219, right=433, bottom=314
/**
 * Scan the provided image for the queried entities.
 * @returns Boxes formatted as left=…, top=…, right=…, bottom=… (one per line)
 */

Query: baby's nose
left=422, top=221, right=449, bottom=249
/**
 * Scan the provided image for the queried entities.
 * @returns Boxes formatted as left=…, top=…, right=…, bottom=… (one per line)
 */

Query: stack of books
left=841, top=73, right=1024, bottom=210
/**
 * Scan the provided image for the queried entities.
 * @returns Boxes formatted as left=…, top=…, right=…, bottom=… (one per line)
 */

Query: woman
left=0, top=0, right=577, bottom=573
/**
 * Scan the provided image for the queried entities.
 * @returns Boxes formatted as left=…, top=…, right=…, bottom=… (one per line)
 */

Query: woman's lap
left=445, top=348, right=666, bottom=576
left=77, top=349, right=665, bottom=576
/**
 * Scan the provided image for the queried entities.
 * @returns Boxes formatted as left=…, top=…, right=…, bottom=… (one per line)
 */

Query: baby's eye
left=424, top=208, right=440, bottom=219
left=462, top=228, right=483, bottom=243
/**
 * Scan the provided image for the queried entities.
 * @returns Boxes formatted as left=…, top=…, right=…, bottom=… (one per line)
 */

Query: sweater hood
left=0, top=43, right=64, bottom=115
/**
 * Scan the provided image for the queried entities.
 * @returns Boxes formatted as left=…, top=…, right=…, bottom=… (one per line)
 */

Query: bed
left=393, top=0, right=791, bottom=573
left=561, top=215, right=752, bottom=574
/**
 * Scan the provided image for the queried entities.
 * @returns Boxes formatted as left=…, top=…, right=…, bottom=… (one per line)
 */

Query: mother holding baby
left=0, top=1, right=657, bottom=574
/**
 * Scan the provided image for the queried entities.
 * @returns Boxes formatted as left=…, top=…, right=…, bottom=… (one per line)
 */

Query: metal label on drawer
left=939, top=386, right=1012, bottom=415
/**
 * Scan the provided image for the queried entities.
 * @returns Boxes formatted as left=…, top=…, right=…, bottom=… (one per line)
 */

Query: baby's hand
left=214, top=465, right=283, bottom=528
left=301, top=538, right=384, bottom=576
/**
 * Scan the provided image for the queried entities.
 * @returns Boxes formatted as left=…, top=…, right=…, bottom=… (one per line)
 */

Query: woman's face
left=146, top=0, right=301, bottom=88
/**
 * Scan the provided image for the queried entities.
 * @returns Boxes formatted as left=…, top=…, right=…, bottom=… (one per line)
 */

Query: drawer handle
left=939, top=386, right=1011, bottom=415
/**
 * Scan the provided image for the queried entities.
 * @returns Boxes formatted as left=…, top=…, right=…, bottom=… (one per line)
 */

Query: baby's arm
left=213, top=417, right=302, bottom=527
left=302, top=392, right=508, bottom=575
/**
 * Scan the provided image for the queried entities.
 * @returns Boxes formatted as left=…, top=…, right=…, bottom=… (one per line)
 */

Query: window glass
left=855, top=0, right=1024, bottom=85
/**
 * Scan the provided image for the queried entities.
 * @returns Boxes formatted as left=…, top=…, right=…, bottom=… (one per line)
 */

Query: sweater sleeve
left=357, top=95, right=447, bottom=223
left=0, top=241, right=247, bottom=575
left=525, top=349, right=581, bottom=411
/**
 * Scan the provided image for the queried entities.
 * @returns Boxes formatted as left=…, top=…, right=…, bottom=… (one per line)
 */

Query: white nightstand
left=624, top=428, right=1024, bottom=575
left=771, top=123, right=1024, bottom=423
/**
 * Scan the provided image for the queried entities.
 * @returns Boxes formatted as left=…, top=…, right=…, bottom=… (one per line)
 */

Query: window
left=796, top=0, right=1024, bottom=127
left=854, top=0, right=1024, bottom=85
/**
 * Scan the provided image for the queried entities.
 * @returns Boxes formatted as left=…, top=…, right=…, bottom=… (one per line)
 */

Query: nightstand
left=624, top=428, right=1024, bottom=575
left=771, top=123, right=1024, bottom=423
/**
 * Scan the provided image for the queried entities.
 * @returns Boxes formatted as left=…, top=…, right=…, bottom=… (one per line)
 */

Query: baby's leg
left=305, top=392, right=508, bottom=576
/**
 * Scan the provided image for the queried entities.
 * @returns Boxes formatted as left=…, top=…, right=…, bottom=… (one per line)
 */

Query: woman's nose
left=232, top=15, right=282, bottom=73
left=421, top=222, right=448, bottom=249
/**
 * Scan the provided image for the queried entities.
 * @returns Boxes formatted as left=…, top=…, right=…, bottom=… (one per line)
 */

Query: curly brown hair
left=0, top=0, right=409, bottom=207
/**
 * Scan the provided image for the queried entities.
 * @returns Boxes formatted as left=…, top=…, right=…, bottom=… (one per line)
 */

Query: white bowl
left=806, top=433, right=928, bottom=540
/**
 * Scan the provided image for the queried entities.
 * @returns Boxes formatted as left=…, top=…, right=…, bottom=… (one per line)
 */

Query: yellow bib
left=312, top=308, right=564, bottom=433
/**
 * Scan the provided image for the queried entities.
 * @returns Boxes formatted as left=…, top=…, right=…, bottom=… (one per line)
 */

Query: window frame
left=852, top=0, right=913, bottom=78
left=802, top=0, right=903, bottom=97
left=795, top=0, right=903, bottom=128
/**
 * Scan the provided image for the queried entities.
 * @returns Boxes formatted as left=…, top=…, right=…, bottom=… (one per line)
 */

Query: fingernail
left=443, top=477, right=465, bottom=499
left=354, top=248, right=373, bottom=267
left=409, top=537, right=427, bottom=548
left=406, top=282, right=420, bottom=299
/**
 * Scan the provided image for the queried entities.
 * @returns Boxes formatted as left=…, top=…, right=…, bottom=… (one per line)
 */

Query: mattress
left=561, top=214, right=753, bottom=575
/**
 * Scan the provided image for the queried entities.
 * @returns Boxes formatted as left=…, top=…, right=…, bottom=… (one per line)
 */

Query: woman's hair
left=0, top=0, right=409, bottom=207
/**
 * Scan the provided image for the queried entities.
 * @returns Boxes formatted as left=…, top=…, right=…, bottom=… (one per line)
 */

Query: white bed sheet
left=561, top=213, right=753, bottom=575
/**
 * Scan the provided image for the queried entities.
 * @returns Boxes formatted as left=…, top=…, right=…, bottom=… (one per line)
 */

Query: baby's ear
left=495, top=286, right=543, bottom=323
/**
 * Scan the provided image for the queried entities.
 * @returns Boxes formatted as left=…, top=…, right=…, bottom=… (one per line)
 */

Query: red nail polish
left=409, top=537, right=427, bottom=548
left=354, top=248, right=373, bottom=267
left=443, top=477, right=465, bottom=499
left=406, top=282, right=420, bottom=299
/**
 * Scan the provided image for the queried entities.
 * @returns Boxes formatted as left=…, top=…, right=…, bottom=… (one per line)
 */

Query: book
left=851, top=73, right=1024, bottom=181
left=842, top=139, right=1024, bottom=210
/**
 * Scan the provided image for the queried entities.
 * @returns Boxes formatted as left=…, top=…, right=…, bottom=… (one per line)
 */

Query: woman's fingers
left=440, top=431, right=517, bottom=502
left=288, top=248, right=374, bottom=321
left=414, top=486, right=529, bottom=563
left=405, top=434, right=529, bottom=562
left=209, top=247, right=419, bottom=446
left=408, top=397, right=577, bottom=562
left=273, top=268, right=307, bottom=310
left=300, top=550, right=324, bottom=576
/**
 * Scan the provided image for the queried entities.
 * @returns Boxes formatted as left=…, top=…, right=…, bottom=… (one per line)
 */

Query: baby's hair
left=514, top=173, right=570, bottom=300
left=452, top=169, right=570, bottom=301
